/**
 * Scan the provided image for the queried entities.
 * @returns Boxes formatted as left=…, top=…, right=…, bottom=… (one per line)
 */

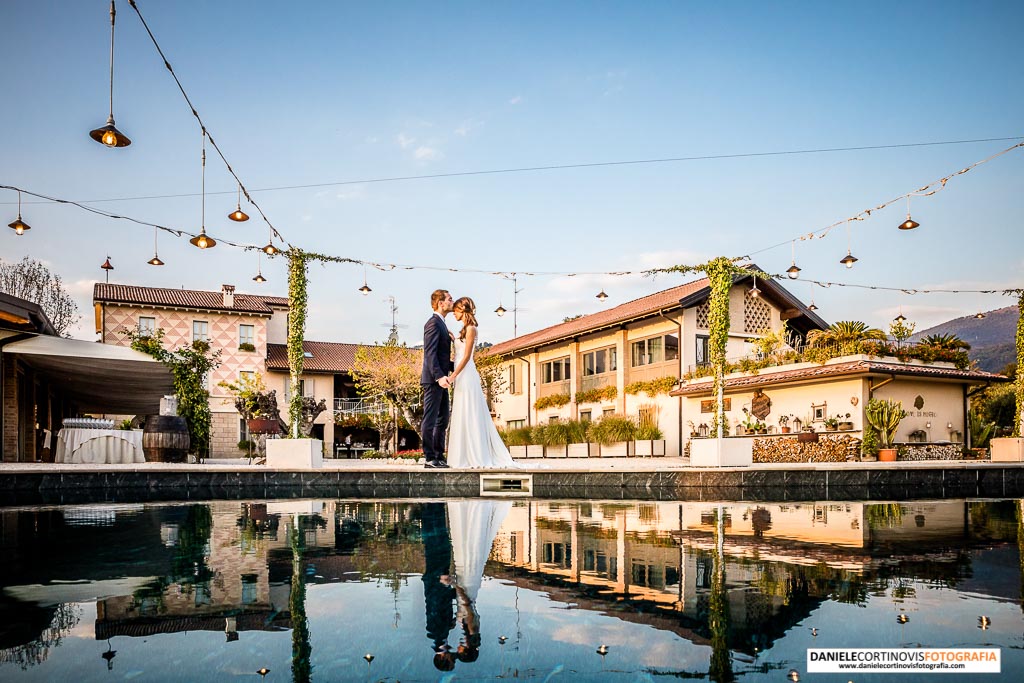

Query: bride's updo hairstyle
left=453, top=297, right=478, bottom=340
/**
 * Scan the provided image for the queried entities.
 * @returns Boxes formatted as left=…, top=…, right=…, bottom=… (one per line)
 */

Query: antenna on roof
left=380, top=295, right=408, bottom=343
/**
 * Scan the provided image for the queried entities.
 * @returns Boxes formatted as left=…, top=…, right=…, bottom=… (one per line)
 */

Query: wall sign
left=701, top=398, right=731, bottom=413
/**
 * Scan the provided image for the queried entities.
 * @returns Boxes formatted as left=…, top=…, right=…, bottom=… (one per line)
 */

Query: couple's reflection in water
left=421, top=500, right=511, bottom=672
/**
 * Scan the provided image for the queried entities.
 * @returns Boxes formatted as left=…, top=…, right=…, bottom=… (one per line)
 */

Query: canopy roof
left=2, top=335, right=173, bottom=414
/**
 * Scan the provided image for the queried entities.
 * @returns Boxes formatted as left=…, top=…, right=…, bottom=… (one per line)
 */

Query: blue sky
left=2, top=1, right=1022, bottom=343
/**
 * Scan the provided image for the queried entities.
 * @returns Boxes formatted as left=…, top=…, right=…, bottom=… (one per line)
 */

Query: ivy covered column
left=287, top=250, right=308, bottom=438
left=704, top=257, right=734, bottom=440
left=1015, top=291, right=1024, bottom=437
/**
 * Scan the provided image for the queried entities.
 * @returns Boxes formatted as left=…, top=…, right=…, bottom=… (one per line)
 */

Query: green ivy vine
left=576, top=385, right=618, bottom=404
left=624, top=376, right=678, bottom=396
left=1014, top=291, right=1024, bottom=437
left=287, top=250, right=308, bottom=437
left=534, top=393, right=571, bottom=410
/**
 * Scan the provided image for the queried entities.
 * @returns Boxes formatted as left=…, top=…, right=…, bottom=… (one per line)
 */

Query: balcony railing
left=334, top=397, right=387, bottom=414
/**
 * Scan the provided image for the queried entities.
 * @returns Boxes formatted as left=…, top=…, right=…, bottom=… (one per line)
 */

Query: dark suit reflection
left=421, top=503, right=456, bottom=657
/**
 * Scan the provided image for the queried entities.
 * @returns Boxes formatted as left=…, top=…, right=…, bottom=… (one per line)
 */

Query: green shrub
left=576, top=386, right=618, bottom=403
left=237, top=439, right=255, bottom=451
left=636, top=424, right=664, bottom=440
left=534, top=393, right=571, bottom=410
left=501, top=426, right=533, bottom=446
left=238, top=342, right=256, bottom=352
left=541, top=421, right=572, bottom=445
left=589, top=415, right=637, bottom=445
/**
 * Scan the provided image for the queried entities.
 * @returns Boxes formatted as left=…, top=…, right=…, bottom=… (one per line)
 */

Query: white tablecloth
left=55, top=428, right=145, bottom=464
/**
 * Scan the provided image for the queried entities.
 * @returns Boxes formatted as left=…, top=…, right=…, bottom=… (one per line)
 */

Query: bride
left=447, top=297, right=520, bottom=469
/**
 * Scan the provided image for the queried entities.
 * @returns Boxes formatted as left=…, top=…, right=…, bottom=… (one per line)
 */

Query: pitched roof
left=94, top=283, right=288, bottom=315
left=0, top=291, right=58, bottom=336
left=266, top=340, right=423, bottom=374
left=488, top=278, right=711, bottom=356
left=671, top=359, right=1009, bottom=396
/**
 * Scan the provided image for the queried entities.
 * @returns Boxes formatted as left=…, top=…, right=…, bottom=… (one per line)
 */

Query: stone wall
left=2, top=355, right=18, bottom=461
left=753, top=435, right=859, bottom=464
left=211, top=410, right=242, bottom=459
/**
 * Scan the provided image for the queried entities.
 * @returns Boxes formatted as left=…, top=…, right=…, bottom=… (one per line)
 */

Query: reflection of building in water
left=492, top=499, right=1016, bottom=654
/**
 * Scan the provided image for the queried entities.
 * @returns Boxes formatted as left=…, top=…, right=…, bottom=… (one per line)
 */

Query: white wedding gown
left=448, top=330, right=520, bottom=469
left=447, top=500, right=513, bottom=602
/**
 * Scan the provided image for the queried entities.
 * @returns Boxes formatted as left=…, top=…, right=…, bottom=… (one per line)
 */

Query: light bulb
left=198, top=235, right=209, bottom=248
left=15, top=225, right=24, bottom=235
left=102, top=130, right=118, bottom=146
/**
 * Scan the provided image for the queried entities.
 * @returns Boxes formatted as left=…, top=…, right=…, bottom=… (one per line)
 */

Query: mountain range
left=911, top=306, right=1019, bottom=373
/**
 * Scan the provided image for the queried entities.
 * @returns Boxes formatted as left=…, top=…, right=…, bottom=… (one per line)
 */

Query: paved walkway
left=0, top=456, right=1010, bottom=473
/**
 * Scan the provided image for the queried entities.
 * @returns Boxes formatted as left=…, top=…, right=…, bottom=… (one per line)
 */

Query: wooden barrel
left=142, top=415, right=191, bottom=463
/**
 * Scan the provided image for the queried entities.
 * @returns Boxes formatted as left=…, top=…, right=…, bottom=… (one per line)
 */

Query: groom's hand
left=438, top=376, right=450, bottom=388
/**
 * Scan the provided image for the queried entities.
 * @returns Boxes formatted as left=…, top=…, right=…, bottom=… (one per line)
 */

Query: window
left=509, top=364, right=522, bottom=394
left=241, top=574, right=258, bottom=605
left=582, top=346, right=617, bottom=376
left=696, top=335, right=710, bottom=366
left=506, top=419, right=525, bottom=430
left=580, top=410, right=592, bottom=422
left=193, top=320, right=209, bottom=343
left=541, top=357, right=571, bottom=383
left=603, top=408, right=615, bottom=417
left=239, top=324, right=255, bottom=348
left=138, top=316, right=155, bottom=337
left=548, top=415, right=560, bottom=424
left=239, top=418, right=250, bottom=443
left=630, top=333, right=679, bottom=366
left=285, top=379, right=314, bottom=401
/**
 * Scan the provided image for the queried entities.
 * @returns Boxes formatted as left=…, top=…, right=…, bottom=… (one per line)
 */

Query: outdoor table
left=54, top=428, right=145, bottom=464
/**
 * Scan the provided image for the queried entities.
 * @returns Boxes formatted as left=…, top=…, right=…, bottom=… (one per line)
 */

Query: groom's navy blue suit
left=421, top=313, right=454, bottom=464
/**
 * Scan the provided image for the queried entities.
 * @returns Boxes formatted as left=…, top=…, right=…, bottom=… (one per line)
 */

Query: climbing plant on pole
left=648, top=257, right=767, bottom=439
left=287, top=250, right=308, bottom=438
left=1012, top=289, right=1024, bottom=438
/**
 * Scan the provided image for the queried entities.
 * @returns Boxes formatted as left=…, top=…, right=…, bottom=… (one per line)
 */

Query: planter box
left=689, top=437, right=753, bottom=467
left=266, top=438, right=323, bottom=469
left=991, top=437, right=1024, bottom=462
left=508, top=445, right=527, bottom=459
left=566, top=443, right=595, bottom=458
left=544, top=444, right=568, bottom=458
left=599, top=441, right=632, bottom=457
left=633, top=439, right=666, bottom=457
left=525, top=445, right=544, bottom=459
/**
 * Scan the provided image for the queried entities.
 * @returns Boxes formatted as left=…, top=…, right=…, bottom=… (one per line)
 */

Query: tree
left=0, top=256, right=79, bottom=336
left=475, top=346, right=509, bottom=410
left=351, top=339, right=423, bottom=450
left=919, top=333, right=971, bottom=352
left=128, top=329, right=221, bottom=458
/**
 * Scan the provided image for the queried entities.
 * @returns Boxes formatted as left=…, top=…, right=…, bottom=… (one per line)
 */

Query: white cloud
left=395, top=132, right=416, bottom=149
left=454, top=118, right=484, bottom=136
left=508, top=95, right=523, bottom=105
left=414, top=146, right=441, bottom=161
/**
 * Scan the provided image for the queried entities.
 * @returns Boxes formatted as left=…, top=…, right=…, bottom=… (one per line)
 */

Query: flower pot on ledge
left=266, top=438, right=323, bottom=469
left=838, top=422, right=854, bottom=431
left=878, top=447, right=897, bottom=462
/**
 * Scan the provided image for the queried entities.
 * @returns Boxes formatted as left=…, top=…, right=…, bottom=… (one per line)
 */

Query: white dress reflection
left=446, top=499, right=512, bottom=664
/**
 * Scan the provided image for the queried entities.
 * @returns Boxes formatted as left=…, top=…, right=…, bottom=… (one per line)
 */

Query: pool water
left=1, top=498, right=1022, bottom=681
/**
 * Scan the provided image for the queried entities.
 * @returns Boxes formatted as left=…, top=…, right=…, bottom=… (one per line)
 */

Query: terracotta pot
left=780, top=427, right=791, bottom=434
left=839, top=422, right=854, bottom=431
left=878, top=448, right=897, bottom=462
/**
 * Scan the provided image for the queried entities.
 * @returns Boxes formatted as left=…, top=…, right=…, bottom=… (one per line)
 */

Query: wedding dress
left=447, top=500, right=513, bottom=602
left=448, top=330, right=520, bottom=469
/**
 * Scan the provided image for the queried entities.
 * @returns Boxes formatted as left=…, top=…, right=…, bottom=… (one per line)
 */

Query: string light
left=808, top=283, right=818, bottom=311
left=786, top=240, right=801, bottom=279
left=974, top=312, right=986, bottom=319
left=253, top=252, right=266, bottom=282
left=126, top=0, right=290, bottom=249
left=495, top=303, right=507, bottom=316
left=750, top=273, right=761, bottom=298
left=228, top=183, right=249, bottom=222
left=189, top=131, right=216, bottom=249
left=89, top=1, right=131, bottom=148
left=898, top=195, right=920, bottom=231
left=7, top=190, right=31, bottom=235
left=359, top=266, right=372, bottom=295
left=596, top=290, right=608, bottom=302
left=147, top=226, right=164, bottom=265
left=840, top=222, right=858, bottom=268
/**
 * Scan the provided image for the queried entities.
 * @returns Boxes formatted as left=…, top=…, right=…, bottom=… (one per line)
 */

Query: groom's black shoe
left=424, top=461, right=439, bottom=469
left=433, top=461, right=450, bottom=468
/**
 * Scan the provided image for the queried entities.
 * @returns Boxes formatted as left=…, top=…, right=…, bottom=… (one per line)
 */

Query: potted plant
left=500, top=426, right=532, bottom=459
left=824, top=415, right=840, bottom=432
left=590, top=414, right=636, bottom=457
left=688, top=421, right=699, bottom=439
left=565, top=419, right=596, bottom=458
left=540, top=420, right=571, bottom=458
left=779, top=415, right=791, bottom=434
left=634, top=406, right=666, bottom=456
left=865, top=398, right=906, bottom=461
left=838, top=413, right=854, bottom=431
left=526, top=425, right=546, bottom=458
left=756, top=421, right=768, bottom=435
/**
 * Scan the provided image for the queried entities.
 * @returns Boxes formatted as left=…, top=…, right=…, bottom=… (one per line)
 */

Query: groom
left=421, top=289, right=454, bottom=468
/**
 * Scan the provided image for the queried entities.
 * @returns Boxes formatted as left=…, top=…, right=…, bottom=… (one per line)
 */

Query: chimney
left=222, top=284, right=235, bottom=308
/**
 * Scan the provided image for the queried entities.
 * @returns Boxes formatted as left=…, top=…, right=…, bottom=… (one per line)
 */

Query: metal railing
left=684, top=341, right=939, bottom=376
left=334, top=397, right=387, bottom=414
left=580, top=374, right=615, bottom=392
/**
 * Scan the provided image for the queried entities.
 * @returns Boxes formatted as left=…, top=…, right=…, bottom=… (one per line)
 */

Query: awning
left=2, top=335, right=174, bottom=414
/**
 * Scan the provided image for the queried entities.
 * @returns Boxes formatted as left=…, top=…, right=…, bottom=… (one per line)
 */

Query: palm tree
left=807, top=321, right=887, bottom=348
left=918, top=333, right=971, bottom=351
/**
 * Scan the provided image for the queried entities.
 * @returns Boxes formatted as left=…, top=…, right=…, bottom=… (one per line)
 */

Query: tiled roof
left=488, top=278, right=711, bottom=355
left=671, top=359, right=1009, bottom=396
left=266, top=340, right=423, bottom=374
left=94, top=283, right=288, bottom=314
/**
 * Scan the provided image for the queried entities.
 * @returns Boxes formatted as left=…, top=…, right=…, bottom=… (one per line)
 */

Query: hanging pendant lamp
left=750, top=274, right=761, bottom=298
left=7, top=191, right=32, bottom=234
left=147, top=226, right=164, bottom=265
left=596, top=290, right=608, bottom=301
left=228, top=183, right=249, bottom=222
left=786, top=240, right=801, bottom=278
left=898, top=196, right=919, bottom=230
left=359, top=266, right=372, bottom=295
left=190, top=131, right=216, bottom=249
left=89, top=1, right=131, bottom=147
left=253, top=252, right=266, bottom=282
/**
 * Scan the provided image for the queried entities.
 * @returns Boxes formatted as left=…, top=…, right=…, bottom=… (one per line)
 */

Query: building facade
left=486, top=270, right=826, bottom=457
